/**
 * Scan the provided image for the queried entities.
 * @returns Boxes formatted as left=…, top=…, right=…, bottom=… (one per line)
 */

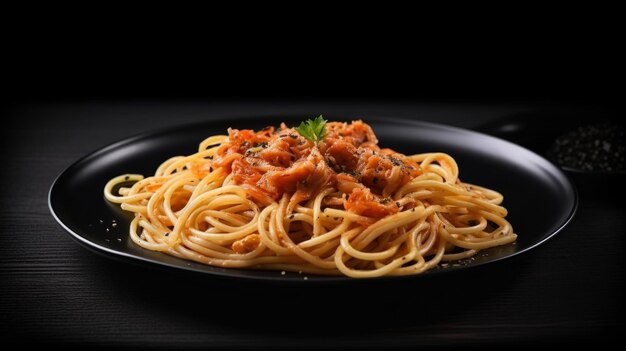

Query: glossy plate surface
left=49, top=116, right=577, bottom=282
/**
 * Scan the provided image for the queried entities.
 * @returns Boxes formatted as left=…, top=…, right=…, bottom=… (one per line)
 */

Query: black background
left=2, top=11, right=624, bottom=348
left=3, top=7, right=622, bottom=107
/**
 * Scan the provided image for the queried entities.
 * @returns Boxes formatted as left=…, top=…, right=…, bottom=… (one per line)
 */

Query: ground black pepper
left=547, top=122, right=625, bottom=172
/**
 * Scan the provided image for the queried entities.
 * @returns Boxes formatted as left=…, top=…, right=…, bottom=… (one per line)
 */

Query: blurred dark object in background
left=547, top=122, right=625, bottom=173
left=476, top=109, right=622, bottom=157
left=476, top=109, right=624, bottom=200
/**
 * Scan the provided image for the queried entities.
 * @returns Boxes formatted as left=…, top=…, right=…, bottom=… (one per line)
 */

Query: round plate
left=49, top=116, right=577, bottom=282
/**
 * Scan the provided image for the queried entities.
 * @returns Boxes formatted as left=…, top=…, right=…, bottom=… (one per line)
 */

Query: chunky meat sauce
left=192, top=121, right=422, bottom=218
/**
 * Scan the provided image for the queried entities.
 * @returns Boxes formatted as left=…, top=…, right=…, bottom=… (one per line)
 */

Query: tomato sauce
left=194, top=121, right=422, bottom=218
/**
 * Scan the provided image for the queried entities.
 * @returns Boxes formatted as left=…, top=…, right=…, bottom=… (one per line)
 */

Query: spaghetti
left=104, top=119, right=516, bottom=278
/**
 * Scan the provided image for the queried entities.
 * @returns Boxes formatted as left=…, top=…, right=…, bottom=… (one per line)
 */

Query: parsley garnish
left=296, top=115, right=327, bottom=144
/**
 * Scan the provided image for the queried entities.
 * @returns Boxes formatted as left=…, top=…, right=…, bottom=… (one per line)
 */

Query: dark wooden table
left=1, top=100, right=623, bottom=347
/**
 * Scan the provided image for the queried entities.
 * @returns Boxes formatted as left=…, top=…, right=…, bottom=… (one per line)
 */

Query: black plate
left=49, top=116, right=577, bottom=282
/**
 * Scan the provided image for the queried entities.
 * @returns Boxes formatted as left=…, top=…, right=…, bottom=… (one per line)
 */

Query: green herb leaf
left=296, top=115, right=327, bottom=144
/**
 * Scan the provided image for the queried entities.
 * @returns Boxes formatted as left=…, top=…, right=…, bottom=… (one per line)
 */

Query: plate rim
left=48, top=115, right=578, bottom=283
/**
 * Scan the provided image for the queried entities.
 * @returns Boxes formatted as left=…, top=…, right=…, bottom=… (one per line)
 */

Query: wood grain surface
left=1, top=101, right=623, bottom=347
